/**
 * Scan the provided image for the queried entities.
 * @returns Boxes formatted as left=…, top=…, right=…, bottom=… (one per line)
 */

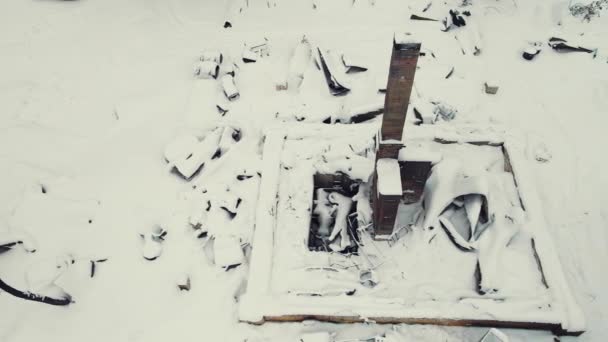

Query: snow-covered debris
left=438, top=213, right=475, bottom=251
left=412, top=100, right=458, bottom=124
left=353, top=182, right=372, bottom=226
left=287, top=37, right=312, bottom=93
left=218, top=191, right=241, bottom=218
left=317, top=48, right=350, bottom=96
left=315, top=154, right=373, bottom=182
left=422, top=159, right=489, bottom=230
left=479, top=328, right=510, bottom=342
left=177, top=274, right=191, bottom=291
left=334, top=101, right=384, bottom=124
left=413, top=100, right=438, bottom=124
left=327, top=192, right=354, bottom=252
left=139, top=225, right=167, bottom=261
left=433, top=101, right=458, bottom=121
left=164, top=128, right=223, bottom=180
left=442, top=9, right=467, bottom=31
left=25, top=254, right=74, bottom=300
left=313, top=188, right=336, bottom=237
left=221, top=61, right=237, bottom=76
left=189, top=207, right=208, bottom=231
left=376, top=158, right=401, bottom=196
left=221, top=74, right=240, bottom=101
left=242, top=47, right=258, bottom=63
left=464, top=194, right=484, bottom=238
left=245, top=37, right=270, bottom=57
left=569, top=0, right=608, bottom=21
left=213, top=235, right=244, bottom=269
left=484, top=82, right=499, bottom=95
left=548, top=37, right=595, bottom=54
left=218, top=126, right=241, bottom=156
left=410, top=14, right=440, bottom=22
left=164, top=135, right=198, bottom=164
left=89, top=258, right=107, bottom=278
left=359, top=268, right=378, bottom=288
left=199, top=51, right=223, bottom=64
left=195, top=61, right=220, bottom=79
left=341, top=53, right=368, bottom=73
left=224, top=0, right=248, bottom=28
left=522, top=46, right=541, bottom=61
left=216, top=99, right=231, bottom=116
left=531, top=142, right=552, bottom=163
left=476, top=176, right=526, bottom=294
left=0, top=231, right=37, bottom=253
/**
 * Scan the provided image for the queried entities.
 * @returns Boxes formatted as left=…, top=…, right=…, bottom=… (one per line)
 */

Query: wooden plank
left=259, top=314, right=582, bottom=336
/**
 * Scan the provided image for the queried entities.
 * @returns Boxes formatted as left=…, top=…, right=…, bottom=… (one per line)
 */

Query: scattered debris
left=569, top=0, right=608, bottom=21
left=195, top=61, right=220, bottom=79
left=410, top=14, right=439, bottom=21
left=89, top=258, right=108, bottom=278
left=480, top=328, right=510, bottom=342
left=218, top=192, right=241, bottom=218
left=313, top=188, right=336, bottom=237
left=221, top=74, right=240, bottom=101
left=224, top=0, right=248, bottom=29
left=216, top=99, right=231, bottom=116
left=433, top=101, right=458, bottom=121
left=522, top=47, right=541, bottom=61
left=177, top=274, right=191, bottom=291
left=140, top=226, right=167, bottom=261
left=413, top=101, right=437, bottom=125
left=6, top=254, right=76, bottom=306
left=484, top=82, right=499, bottom=94
left=328, top=192, right=354, bottom=252
left=242, top=48, right=258, bottom=63
left=532, top=142, right=552, bottom=163
left=548, top=37, right=595, bottom=54
left=245, top=37, right=270, bottom=58
left=342, top=54, right=368, bottom=73
left=0, top=231, right=37, bottom=253
left=213, top=235, right=244, bottom=270
left=221, top=62, right=237, bottom=76
left=317, top=48, right=350, bottom=96
left=287, top=37, right=312, bottom=93
left=336, top=101, right=384, bottom=124
left=163, top=129, right=223, bottom=180
left=442, top=9, right=466, bottom=31
left=422, top=1, right=432, bottom=12
left=359, top=269, right=378, bottom=287
left=217, top=126, right=241, bottom=156
left=445, top=66, right=455, bottom=79
left=200, top=51, right=223, bottom=64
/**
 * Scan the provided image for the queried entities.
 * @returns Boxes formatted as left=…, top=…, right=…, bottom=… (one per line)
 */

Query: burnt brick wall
left=399, top=161, right=432, bottom=204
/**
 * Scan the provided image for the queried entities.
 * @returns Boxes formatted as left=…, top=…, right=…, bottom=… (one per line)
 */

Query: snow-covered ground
left=1, top=0, right=607, bottom=341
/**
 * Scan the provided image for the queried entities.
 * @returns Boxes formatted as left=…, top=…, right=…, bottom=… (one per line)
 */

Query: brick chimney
left=373, top=38, right=421, bottom=238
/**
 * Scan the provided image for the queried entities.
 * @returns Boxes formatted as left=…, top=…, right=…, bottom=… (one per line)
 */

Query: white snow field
left=1, top=0, right=607, bottom=341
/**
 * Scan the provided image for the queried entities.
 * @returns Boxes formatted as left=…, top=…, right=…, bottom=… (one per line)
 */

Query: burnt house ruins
left=372, top=39, right=432, bottom=237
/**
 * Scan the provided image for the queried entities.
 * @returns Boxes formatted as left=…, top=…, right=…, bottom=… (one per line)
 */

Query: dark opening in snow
left=308, top=173, right=361, bottom=254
